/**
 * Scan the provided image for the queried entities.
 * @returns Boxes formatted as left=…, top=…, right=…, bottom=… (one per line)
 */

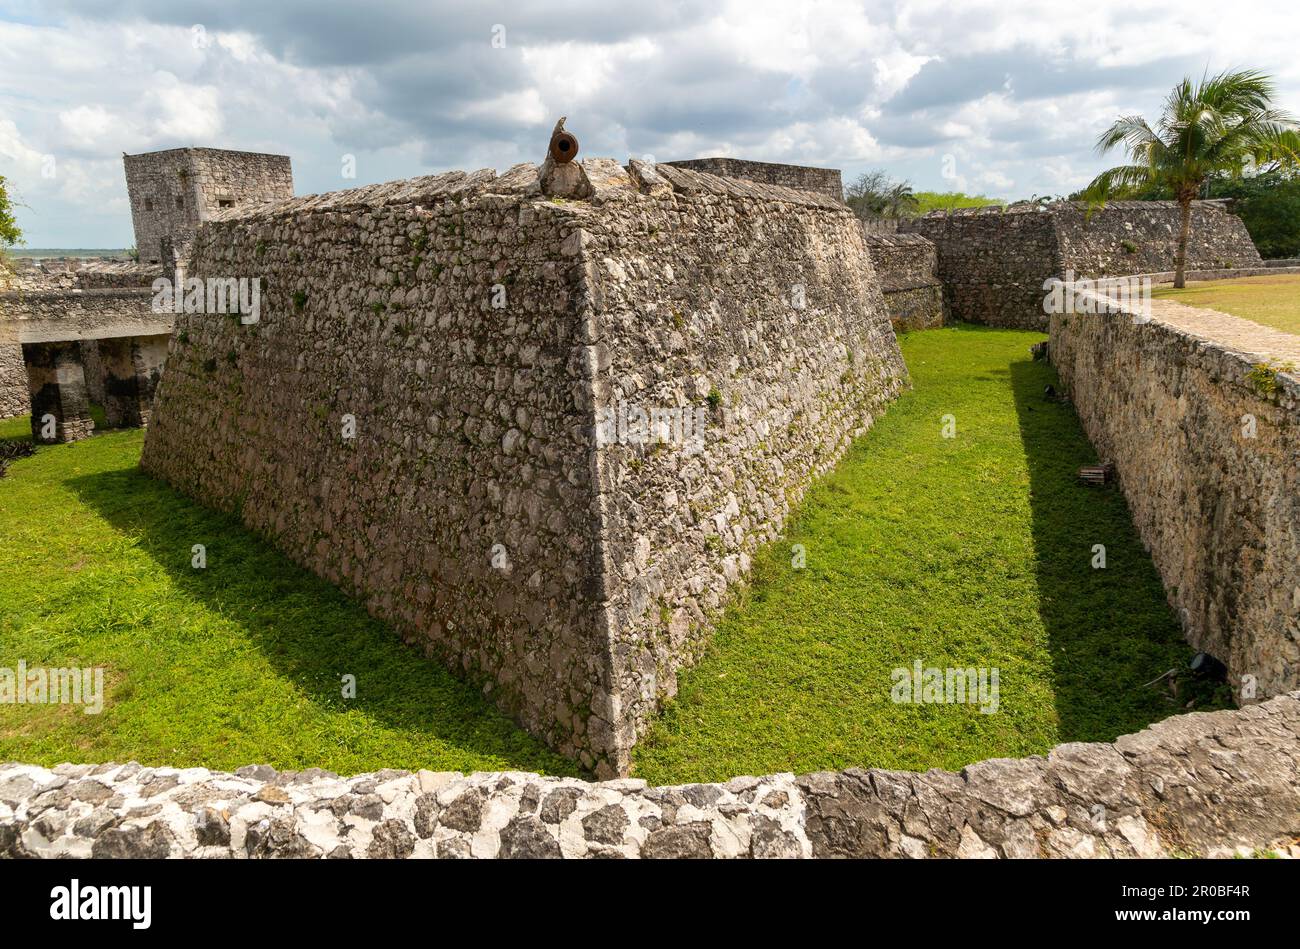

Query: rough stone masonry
left=903, top=200, right=1262, bottom=329
left=140, top=158, right=908, bottom=777
left=862, top=231, right=946, bottom=331
left=1051, top=294, right=1300, bottom=700
left=3, top=694, right=1297, bottom=859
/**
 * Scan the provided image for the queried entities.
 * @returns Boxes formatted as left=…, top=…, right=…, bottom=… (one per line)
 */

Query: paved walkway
left=1149, top=298, right=1300, bottom=376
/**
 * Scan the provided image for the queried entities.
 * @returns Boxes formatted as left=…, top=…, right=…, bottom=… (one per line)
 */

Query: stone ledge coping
left=1142, top=266, right=1300, bottom=282
left=125, top=145, right=291, bottom=161
left=1, top=287, right=156, bottom=300
left=3, top=695, right=1297, bottom=859
left=861, top=232, right=935, bottom=247
left=1144, top=300, right=1300, bottom=383
left=208, top=159, right=849, bottom=225
left=917, top=199, right=1237, bottom=218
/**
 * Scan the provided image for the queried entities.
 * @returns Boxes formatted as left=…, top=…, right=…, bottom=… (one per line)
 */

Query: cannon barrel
left=549, top=128, right=579, bottom=164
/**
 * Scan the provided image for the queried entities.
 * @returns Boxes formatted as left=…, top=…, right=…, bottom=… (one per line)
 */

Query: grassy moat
left=0, top=327, right=1230, bottom=781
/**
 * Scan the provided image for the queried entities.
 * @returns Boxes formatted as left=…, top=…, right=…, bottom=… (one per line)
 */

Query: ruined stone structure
left=862, top=232, right=945, bottom=331
left=665, top=158, right=844, bottom=201
left=904, top=200, right=1263, bottom=329
left=139, top=159, right=907, bottom=776
left=124, top=147, right=293, bottom=265
left=0, top=258, right=169, bottom=435
left=0, top=148, right=291, bottom=438
left=4, top=693, right=1297, bottom=859
left=1051, top=294, right=1300, bottom=701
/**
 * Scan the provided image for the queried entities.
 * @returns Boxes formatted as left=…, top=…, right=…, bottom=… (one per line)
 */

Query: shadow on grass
left=0, top=405, right=110, bottom=446
left=1008, top=356, right=1231, bottom=741
left=67, top=455, right=581, bottom=777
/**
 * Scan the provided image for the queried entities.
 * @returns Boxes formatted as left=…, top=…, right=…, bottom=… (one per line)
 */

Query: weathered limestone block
left=22, top=340, right=94, bottom=443
left=1051, top=297, right=1300, bottom=698
left=99, top=334, right=169, bottom=428
left=0, top=342, right=26, bottom=419
left=4, top=694, right=1296, bottom=859
left=140, top=159, right=907, bottom=776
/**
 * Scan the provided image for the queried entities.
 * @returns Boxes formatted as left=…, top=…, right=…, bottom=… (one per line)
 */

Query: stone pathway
left=1149, top=298, right=1300, bottom=373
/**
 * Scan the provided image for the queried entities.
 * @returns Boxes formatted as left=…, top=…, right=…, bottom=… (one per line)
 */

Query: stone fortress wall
left=1050, top=294, right=1300, bottom=701
left=903, top=200, right=1262, bottom=329
left=4, top=693, right=1297, bottom=859
left=1052, top=199, right=1262, bottom=276
left=124, top=147, right=293, bottom=265
left=664, top=157, right=844, bottom=201
left=139, top=159, right=907, bottom=777
left=861, top=231, right=946, bottom=331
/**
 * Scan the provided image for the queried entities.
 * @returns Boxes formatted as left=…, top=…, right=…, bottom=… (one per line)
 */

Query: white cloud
left=1, top=0, right=1298, bottom=244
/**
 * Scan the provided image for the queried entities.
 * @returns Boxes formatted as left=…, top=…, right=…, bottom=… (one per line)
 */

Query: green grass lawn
left=1153, top=274, right=1300, bottom=336
left=0, top=326, right=1226, bottom=782
left=631, top=326, right=1229, bottom=783
left=0, top=422, right=579, bottom=777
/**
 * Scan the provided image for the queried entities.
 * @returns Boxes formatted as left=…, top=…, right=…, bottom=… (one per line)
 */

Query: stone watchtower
left=123, top=147, right=293, bottom=265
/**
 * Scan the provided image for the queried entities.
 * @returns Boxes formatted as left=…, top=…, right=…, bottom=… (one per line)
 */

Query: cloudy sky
left=2, top=0, right=1298, bottom=248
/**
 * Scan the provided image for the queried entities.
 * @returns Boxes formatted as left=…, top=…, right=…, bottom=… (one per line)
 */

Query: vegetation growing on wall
left=0, top=174, right=24, bottom=287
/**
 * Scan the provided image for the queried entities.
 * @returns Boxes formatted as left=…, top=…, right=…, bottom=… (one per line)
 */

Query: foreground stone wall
left=4, top=694, right=1296, bottom=859
left=1050, top=298, right=1300, bottom=699
left=862, top=232, right=946, bottom=331
left=665, top=158, right=843, bottom=200
left=140, top=160, right=906, bottom=776
left=905, top=200, right=1262, bottom=329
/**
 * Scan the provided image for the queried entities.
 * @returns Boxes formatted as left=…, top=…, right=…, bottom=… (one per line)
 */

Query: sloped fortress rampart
left=903, top=200, right=1262, bottom=329
left=140, top=159, right=908, bottom=776
left=665, top=157, right=844, bottom=200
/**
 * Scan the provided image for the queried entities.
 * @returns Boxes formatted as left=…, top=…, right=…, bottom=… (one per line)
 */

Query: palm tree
left=883, top=182, right=920, bottom=218
left=845, top=171, right=920, bottom=221
left=1083, top=69, right=1300, bottom=287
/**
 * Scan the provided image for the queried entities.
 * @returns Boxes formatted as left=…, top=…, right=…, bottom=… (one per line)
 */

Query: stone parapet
left=664, top=158, right=843, bottom=201
left=4, top=694, right=1296, bottom=859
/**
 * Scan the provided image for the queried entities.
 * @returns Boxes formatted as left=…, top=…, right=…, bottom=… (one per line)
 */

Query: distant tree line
left=843, top=170, right=1003, bottom=222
